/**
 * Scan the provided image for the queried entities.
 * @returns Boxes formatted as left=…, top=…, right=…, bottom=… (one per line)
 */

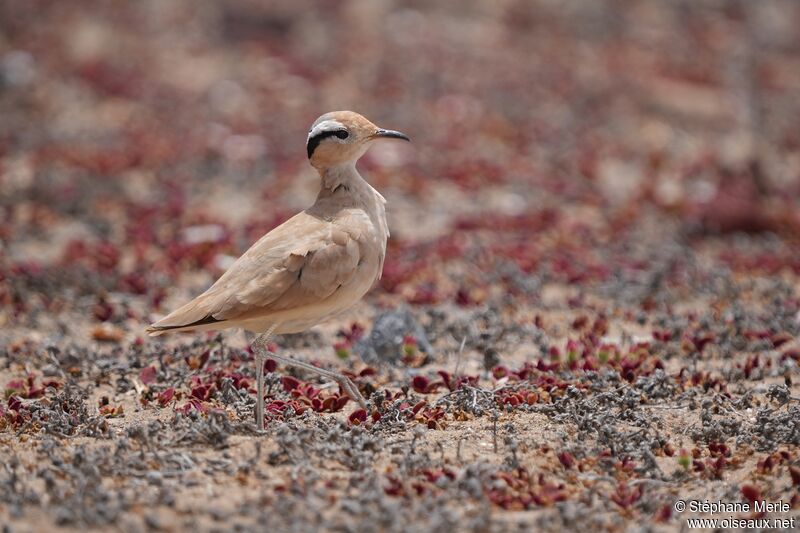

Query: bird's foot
left=263, top=350, right=368, bottom=411
left=332, top=373, right=368, bottom=411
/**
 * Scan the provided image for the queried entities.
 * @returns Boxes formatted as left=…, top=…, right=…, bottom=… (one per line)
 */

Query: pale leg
left=250, top=330, right=367, bottom=430
left=251, top=325, right=277, bottom=431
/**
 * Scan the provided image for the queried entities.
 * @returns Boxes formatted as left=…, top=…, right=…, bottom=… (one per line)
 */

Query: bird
left=146, top=111, right=410, bottom=430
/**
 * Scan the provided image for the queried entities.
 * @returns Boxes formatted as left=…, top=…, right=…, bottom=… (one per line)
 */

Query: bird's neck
left=315, top=162, right=387, bottom=213
left=314, top=161, right=389, bottom=242
left=319, top=162, right=364, bottom=193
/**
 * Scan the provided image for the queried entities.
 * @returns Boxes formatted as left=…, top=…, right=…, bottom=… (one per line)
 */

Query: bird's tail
left=146, top=314, right=223, bottom=336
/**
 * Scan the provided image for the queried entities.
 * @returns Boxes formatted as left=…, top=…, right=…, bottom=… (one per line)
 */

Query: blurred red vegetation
left=1, top=1, right=800, bottom=528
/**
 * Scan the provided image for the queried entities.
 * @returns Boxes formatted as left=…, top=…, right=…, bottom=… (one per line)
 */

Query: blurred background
left=2, top=3, right=800, bottom=530
left=2, top=0, right=800, bottom=331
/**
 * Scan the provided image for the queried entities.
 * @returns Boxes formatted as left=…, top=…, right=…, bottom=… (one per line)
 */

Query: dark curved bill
left=373, top=129, right=410, bottom=142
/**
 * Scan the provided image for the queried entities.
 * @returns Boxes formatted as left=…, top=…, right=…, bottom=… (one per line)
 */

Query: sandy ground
left=3, top=1, right=800, bottom=531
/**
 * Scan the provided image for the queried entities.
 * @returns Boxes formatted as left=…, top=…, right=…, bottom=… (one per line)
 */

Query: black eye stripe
left=307, top=129, right=349, bottom=158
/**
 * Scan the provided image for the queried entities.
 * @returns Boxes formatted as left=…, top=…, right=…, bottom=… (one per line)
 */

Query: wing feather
left=148, top=210, right=369, bottom=332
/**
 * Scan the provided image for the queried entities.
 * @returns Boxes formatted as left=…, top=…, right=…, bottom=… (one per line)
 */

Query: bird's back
left=147, top=172, right=388, bottom=336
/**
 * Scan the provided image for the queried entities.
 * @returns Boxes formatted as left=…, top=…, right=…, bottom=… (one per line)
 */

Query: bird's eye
left=335, top=130, right=349, bottom=139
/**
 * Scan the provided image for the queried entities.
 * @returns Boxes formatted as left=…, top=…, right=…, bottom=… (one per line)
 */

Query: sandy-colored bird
left=147, top=111, right=410, bottom=429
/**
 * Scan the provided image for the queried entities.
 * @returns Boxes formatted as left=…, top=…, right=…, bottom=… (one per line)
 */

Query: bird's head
left=306, top=111, right=410, bottom=169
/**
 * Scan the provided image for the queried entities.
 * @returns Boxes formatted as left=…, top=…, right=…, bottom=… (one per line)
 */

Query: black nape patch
left=307, top=129, right=348, bottom=158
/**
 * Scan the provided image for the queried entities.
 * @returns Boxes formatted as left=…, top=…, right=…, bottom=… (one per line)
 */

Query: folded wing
left=147, top=211, right=365, bottom=334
